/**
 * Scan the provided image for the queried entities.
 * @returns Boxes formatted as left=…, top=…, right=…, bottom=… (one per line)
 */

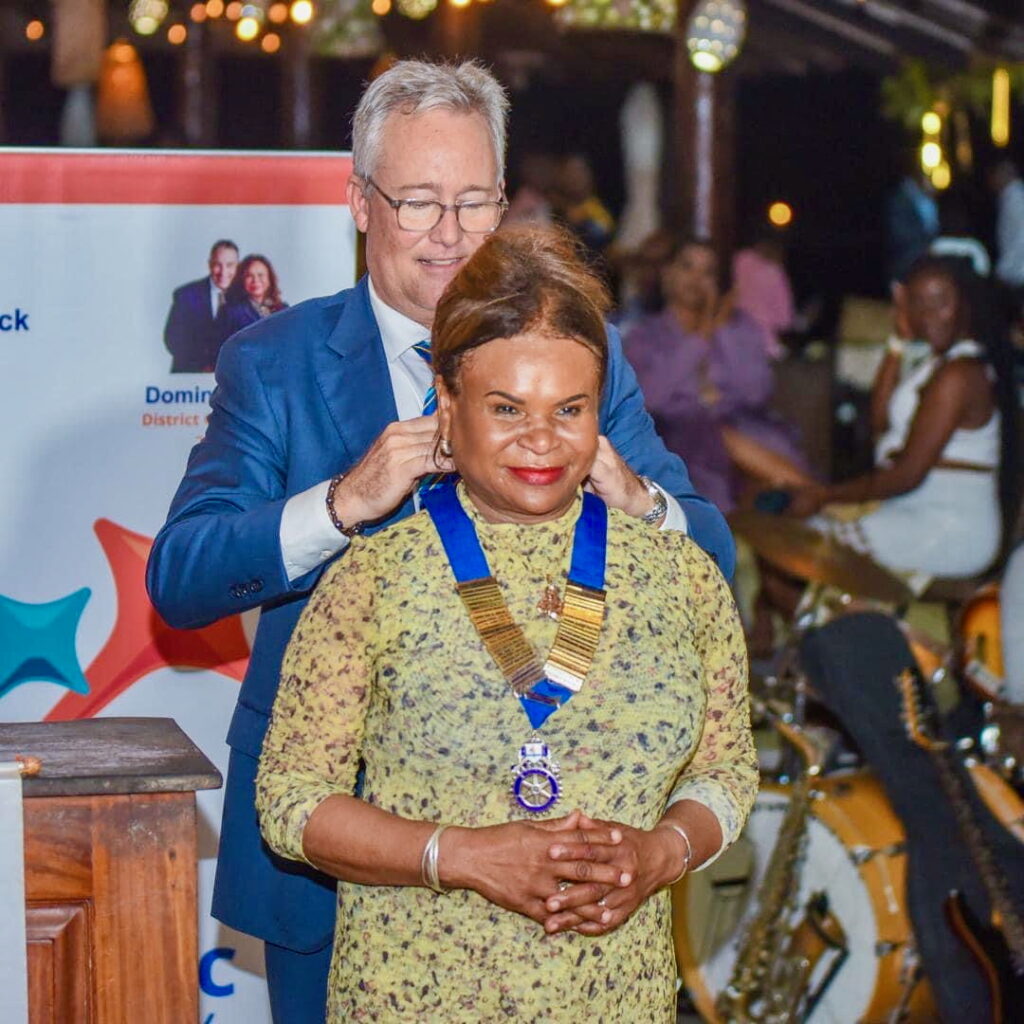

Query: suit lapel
left=314, top=275, right=399, bottom=469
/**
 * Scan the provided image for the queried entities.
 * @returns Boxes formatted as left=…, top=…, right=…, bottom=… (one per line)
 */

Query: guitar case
left=799, top=611, right=1024, bottom=1024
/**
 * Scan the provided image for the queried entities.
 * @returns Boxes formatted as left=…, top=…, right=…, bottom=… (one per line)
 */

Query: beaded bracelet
left=325, top=473, right=363, bottom=538
left=420, top=824, right=450, bottom=895
left=658, top=822, right=693, bottom=885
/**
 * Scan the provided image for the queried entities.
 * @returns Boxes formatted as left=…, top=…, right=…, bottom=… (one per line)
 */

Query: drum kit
left=672, top=512, right=1024, bottom=1024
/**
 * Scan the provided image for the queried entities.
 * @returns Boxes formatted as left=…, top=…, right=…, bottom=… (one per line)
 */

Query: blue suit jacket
left=164, top=277, right=217, bottom=373
left=146, top=275, right=733, bottom=952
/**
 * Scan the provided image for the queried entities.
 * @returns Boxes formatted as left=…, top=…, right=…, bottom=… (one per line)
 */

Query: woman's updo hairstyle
left=431, top=225, right=612, bottom=392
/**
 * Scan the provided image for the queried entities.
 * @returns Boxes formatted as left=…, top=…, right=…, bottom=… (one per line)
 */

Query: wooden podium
left=0, top=718, right=222, bottom=1024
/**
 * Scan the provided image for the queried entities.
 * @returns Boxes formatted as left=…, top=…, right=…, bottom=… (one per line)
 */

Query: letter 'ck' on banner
left=0, top=148, right=356, bottom=1023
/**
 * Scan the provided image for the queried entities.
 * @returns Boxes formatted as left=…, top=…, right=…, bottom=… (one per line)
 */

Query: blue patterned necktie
left=411, top=339, right=436, bottom=416
left=412, top=338, right=445, bottom=492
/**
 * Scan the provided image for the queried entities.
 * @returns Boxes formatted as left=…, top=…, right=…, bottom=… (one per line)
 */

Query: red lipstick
left=509, top=467, right=566, bottom=485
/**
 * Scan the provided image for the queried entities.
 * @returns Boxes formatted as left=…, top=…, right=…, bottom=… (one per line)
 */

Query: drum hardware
left=886, top=946, right=927, bottom=1024
left=849, top=841, right=906, bottom=867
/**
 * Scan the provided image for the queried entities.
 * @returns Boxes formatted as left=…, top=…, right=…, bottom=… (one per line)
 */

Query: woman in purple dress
left=624, top=237, right=808, bottom=514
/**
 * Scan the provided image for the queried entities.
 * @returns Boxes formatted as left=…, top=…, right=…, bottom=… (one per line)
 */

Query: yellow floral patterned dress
left=257, top=488, right=756, bottom=1022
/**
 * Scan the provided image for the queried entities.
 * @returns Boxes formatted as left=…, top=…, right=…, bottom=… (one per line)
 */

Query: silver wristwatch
left=637, top=476, right=668, bottom=525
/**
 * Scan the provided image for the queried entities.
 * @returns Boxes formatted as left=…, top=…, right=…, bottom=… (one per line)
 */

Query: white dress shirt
left=279, top=278, right=686, bottom=582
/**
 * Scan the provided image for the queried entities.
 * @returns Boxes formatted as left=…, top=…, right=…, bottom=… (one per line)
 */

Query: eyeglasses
left=366, top=177, right=508, bottom=234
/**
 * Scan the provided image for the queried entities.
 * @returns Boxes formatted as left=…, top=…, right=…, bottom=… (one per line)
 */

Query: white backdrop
left=0, top=148, right=357, bottom=1023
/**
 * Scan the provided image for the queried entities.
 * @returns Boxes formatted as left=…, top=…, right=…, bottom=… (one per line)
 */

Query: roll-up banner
left=0, top=148, right=356, bottom=1022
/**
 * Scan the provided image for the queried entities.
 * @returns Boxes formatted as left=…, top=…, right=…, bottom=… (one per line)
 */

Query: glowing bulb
left=290, top=0, right=314, bottom=23
left=921, top=110, right=942, bottom=136
left=261, top=31, right=281, bottom=51
left=190, top=2, right=207, bottom=19
left=371, top=0, right=391, bottom=13
left=226, top=1, right=243, bottom=18
left=931, top=162, right=952, bottom=190
left=686, top=0, right=746, bottom=73
left=236, top=15, right=260, bottom=38
left=992, top=67, right=1011, bottom=148
left=168, top=23, right=187, bottom=42
left=268, top=2, right=289, bottom=21
left=206, top=0, right=225, bottom=17
left=920, top=141, right=942, bottom=171
left=449, top=0, right=471, bottom=7
left=25, top=19, right=45, bottom=40
left=768, top=201, right=793, bottom=228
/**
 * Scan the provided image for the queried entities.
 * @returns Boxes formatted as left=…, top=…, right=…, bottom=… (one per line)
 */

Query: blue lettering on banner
left=0, top=309, right=30, bottom=331
left=199, top=947, right=236, bottom=998
left=145, top=385, right=214, bottom=404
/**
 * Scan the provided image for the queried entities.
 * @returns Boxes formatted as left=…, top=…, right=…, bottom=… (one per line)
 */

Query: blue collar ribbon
left=423, top=481, right=607, bottom=729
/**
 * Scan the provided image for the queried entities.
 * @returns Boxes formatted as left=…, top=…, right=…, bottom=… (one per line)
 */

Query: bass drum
left=673, top=772, right=936, bottom=1023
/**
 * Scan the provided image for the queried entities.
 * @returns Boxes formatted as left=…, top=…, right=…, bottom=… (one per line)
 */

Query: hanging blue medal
left=423, top=481, right=607, bottom=814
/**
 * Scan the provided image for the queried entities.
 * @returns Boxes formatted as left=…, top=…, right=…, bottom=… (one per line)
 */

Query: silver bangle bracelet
left=420, top=824, right=450, bottom=895
left=658, top=822, right=693, bottom=885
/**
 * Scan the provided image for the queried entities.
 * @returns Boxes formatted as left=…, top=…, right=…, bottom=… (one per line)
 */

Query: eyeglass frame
left=363, top=176, right=509, bottom=234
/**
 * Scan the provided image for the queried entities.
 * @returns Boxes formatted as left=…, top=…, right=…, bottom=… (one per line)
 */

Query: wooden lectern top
left=0, top=717, right=221, bottom=797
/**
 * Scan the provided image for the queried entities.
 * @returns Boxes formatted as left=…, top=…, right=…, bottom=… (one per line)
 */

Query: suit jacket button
left=251, top=579, right=264, bottom=593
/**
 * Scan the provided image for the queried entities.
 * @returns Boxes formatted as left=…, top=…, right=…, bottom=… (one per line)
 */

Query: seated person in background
left=554, top=154, right=615, bottom=268
left=783, top=255, right=1019, bottom=583
left=213, top=253, right=289, bottom=361
left=732, top=232, right=794, bottom=360
left=256, top=225, right=756, bottom=1022
left=625, top=236, right=809, bottom=514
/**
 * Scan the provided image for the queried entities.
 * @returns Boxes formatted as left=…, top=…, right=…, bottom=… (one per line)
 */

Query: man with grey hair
left=148, top=58, right=732, bottom=1022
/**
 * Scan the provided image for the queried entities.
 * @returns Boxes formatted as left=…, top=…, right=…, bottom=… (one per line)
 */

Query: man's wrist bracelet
left=326, top=474, right=363, bottom=538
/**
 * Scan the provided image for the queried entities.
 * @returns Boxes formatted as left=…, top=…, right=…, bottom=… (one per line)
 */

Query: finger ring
left=597, top=897, right=607, bottom=906
left=557, top=881, right=571, bottom=892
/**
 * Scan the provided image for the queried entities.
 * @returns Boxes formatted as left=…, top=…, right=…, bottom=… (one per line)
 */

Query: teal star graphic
left=0, top=589, right=92, bottom=700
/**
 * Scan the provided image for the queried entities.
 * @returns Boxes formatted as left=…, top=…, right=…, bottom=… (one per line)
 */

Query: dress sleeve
left=256, top=538, right=379, bottom=864
left=666, top=545, right=758, bottom=867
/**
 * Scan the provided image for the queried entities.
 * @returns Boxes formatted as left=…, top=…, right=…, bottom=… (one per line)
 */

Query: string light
left=768, top=201, right=793, bottom=228
left=25, top=19, right=45, bottom=40
left=449, top=0, right=471, bottom=8
left=992, top=67, right=1011, bottom=148
left=130, top=0, right=169, bottom=35
left=290, top=0, right=314, bottom=23
left=261, top=31, right=281, bottom=51
left=167, top=23, right=187, bottom=42
left=920, top=141, right=942, bottom=171
left=931, top=161, right=951, bottom=190
left=190, top=3, right=207, bottom=20
left=268, top=2, right=289, bottom=21
left=371, top=0, right=391, bottom=13
left=236, top=15, right=260, bottom=38
left=206, top=0, right=225, bottom=17
left=921, top=110, right=941, bottom=136
left=226, top=2, right=243, bottom=18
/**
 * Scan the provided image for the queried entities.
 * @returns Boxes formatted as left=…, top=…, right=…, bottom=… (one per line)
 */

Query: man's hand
left=585, top=436, right=660, bottom=521
left=330, top=416, right=453, bottom=527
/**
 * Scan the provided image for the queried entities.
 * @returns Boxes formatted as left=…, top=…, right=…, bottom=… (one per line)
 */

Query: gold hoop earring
left=439, top=438, right=453, bottom=457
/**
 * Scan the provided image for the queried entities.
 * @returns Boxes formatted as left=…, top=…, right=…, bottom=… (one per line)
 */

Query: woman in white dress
left=783, top=255, right=1018, bottom=581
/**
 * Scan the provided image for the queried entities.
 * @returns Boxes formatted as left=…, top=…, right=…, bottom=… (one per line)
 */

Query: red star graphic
left=46, top=519, right=249, bottom=721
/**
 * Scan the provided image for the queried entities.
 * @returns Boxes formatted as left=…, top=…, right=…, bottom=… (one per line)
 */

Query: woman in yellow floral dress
left=256, top=226, right=757, bottom=1022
